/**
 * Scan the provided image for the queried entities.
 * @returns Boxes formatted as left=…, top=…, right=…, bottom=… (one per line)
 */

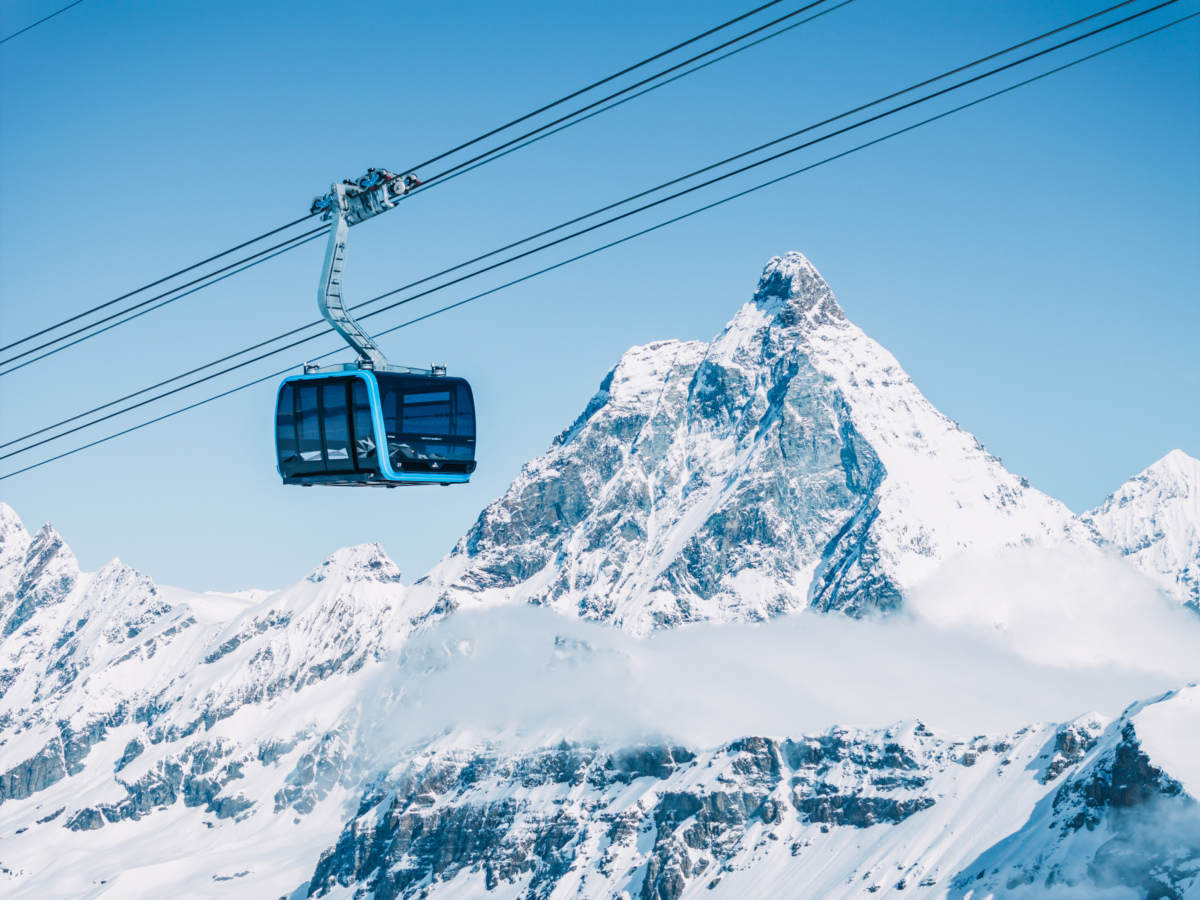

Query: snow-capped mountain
left=1084, top=448, right=1199, bottom=611
left=1, top=252, right=1197, bottom=899
left=410, top=253, right=1086, bottom=634
left=306, top=686, right=1200, bottom=900
left=0, top=503, right=433, bottom=898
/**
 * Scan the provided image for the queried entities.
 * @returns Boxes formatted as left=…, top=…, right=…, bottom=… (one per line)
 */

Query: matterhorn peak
left=306, top=541, right=403, bottom=585
left=750, top=251, right=847, bottom=327
left=422, top=253, right=1083, bottom=631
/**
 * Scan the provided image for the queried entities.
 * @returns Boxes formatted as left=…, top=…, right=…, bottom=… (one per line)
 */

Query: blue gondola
left=275, top=169, right=476, bottom=488
left=275, top=369, right=475, bottom=487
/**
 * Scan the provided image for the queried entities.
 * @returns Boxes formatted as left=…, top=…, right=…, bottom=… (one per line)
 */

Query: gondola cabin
left=275, top=368, right=476, bottom=486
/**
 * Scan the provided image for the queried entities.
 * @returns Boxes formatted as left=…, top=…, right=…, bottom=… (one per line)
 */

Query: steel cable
left=0, top=226, right=331, bottom=373
left=0, top=0, right=1187, bottom=467
left=0, top=0, right=85, bottom=45
left=2, top=0, right=803, bottom=353
left=1, top=10, right=1194, bottom=483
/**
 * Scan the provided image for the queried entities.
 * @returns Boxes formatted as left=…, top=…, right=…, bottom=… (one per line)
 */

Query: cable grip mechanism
left=311, top=168, right=420, bottom=371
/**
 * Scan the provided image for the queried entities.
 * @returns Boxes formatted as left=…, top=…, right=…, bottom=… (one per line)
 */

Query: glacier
left=0, top=252, right=1197, bottom=899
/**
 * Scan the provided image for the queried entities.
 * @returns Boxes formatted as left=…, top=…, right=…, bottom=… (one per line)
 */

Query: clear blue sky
left=1, top=0, right=1197, bottom=590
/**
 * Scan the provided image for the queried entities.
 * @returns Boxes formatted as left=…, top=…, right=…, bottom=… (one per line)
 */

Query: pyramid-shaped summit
left=413, top=253, right=1083, bottom=633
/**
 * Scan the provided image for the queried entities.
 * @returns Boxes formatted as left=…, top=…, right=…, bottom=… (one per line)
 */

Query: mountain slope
left=306, top=688, right=1200, bottom=900
left=1, top=251, right=1196, bottom=899
left=0, top=503, right=435, bottom=900
left=1084, top=449, right=1200, bottom=610
left=411, top=253, right=1084, bottom=634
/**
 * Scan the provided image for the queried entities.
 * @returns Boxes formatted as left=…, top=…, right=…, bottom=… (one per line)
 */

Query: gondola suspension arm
left=310, top=169, right=420, bottom=371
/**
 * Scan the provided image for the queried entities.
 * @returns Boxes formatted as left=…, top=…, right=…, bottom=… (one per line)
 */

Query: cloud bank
left=360, top=545, right=1200, bottom=752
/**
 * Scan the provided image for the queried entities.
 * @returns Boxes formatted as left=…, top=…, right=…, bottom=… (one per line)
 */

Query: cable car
left=275, top=168, right=476, bottom=488
left=275, top=368, right=475, bottom=487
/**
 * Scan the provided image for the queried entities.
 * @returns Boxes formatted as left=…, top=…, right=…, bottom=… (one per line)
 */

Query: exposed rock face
left=1, top=254, right=1197, bottom=899
left=951, top=687, right=1200, bottom=900
left=307, top=695, right=1200, bottom=900
left=1041, top=714, right=1106, bottom=783
left=413, top=254, right=1083, bottom=634
left=307, top=726, right=953, bottom=900
left=0, top=510, right=432, bottom=898
left=0, top=521, right=78, bottom=639
left=1084, top=448, right=1200, bottom=610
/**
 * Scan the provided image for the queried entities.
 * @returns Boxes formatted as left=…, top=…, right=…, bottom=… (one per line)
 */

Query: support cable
left=0, top=2, right=1188, bottom=466
left=0, top=0, right=84, bottom=45
left=403, top=0, right=792, bottom=173
left=0, top=10, right=1193, bottom=483
left=2, top=0, right=800, bottom=351
left=0, top=225, right=331, bottom=372
left=423, top=0, right=859, bottom=194
left=416, top=0, right=837, bottom=183
left=0, top=230, right=330, bottom=382
left=0, top=214, right=319, bottom=354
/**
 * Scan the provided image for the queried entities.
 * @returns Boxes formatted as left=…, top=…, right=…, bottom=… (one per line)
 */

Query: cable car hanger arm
left=310, top=169, right=420, bottom=372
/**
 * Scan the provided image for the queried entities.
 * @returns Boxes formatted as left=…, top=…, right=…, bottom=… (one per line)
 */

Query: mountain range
left=1, top=253, right=1196, bottom=899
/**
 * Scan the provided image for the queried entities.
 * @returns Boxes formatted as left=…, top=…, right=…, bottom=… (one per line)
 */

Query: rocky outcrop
left=951, top=689, right=1200, bottom=900
left=411, top=253, right=1083, bottom=633
left=0, top=740, right=66, bottom=805
left=1, top=524, right=78, bottom=638
left=307, top=726, right=958, bottom=900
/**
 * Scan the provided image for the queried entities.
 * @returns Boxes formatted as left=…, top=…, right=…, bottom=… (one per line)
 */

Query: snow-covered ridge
left=1084, top=448, right=1199, bottom=609
left=307, top=688, right=1199, bottom=900
left=408, top=253, right=1091, bottom=634
left=0, top=252, right=1196, bottom=898
left=0, top=511, right=432, bottom=899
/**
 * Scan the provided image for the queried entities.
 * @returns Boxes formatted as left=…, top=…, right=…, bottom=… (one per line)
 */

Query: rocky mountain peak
left=1, top=520, right=80, bottom=638
left=1144, top=448, right=1197, bottom=492
left=0, top=502, right=32, bottom=598
left=1083, top=449, right=1199, bottom=609
left=306, top=542, right=403, bottom=585
left=750, top=251, right=847, bottom=327
left=0, top=500, right=28, bottom=542
left=411, top=253, right=1082, bottom=632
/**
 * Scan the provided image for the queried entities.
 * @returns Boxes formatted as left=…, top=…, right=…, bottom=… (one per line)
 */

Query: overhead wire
left=6, top=0, right=1158, bottom=415
left=0, top=230, right=331, bottom=383
left=3, top=0, right=808, bottom=353
left=0, top=0, right=1188, bottom=471
left=1, top=0, right=848, bottom=370
left=423, top=0, right=860, bottom=194
left=3, top=6, right=1193, bottom=484
left=401, top=0, right=792, bottom=173
left=0, top=225, right=331, bottom=373
left=0, top=213, right=320, bottom=355
left=0, top=0, right=84, bottom=45
left=417, top=0, right=838, bottom=183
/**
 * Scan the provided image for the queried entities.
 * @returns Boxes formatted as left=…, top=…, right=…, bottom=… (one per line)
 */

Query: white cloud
left=359, top=545, right=1199, bottom=754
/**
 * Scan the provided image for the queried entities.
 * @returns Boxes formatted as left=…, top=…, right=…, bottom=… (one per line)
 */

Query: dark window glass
left=296, top=385, right=324, bottom=469
left=375, top=375, right=476, bottom=470
left=402, top=390, right=451, bottom=436
left=352, top=380, right=377, bottom=468
left=323, top=384, right=353, bottom=471
left=276, top=384, right=297, bottom=465
left=455, top=384, right=475, bottom=437
left=382, top=389, right=398, bottom=436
